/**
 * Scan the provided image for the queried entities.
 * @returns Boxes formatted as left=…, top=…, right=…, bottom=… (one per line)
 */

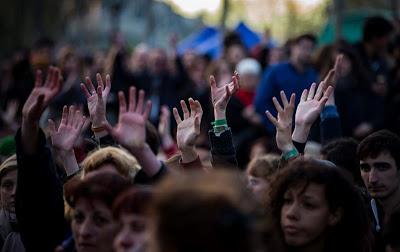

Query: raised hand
left=81, top=73, right=111, bottom=128
left=158, top=105, right=176, bottom=151
left=295, top=83, right=333, bottom=126
left=265, top=91, right=296, bottom=152
left=158, top=106, right=171, bottom=139
left=22, top=66, right=62, bottom=123
left=48, top=105, right=86, bottom=152
left=104, top=87, right=152, bottom=152
left=319, top=54, right=343, bottom=105
left=292, top=82, right=333, bottom=143
left=210, top=72, right=240, bottom=120
left=323, top=54, right=344, bottom=88
left=173, top=98, right=203, bottom=150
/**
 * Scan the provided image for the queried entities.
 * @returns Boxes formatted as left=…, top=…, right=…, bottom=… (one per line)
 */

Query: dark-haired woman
left=267, top=158, right=372, bottom=252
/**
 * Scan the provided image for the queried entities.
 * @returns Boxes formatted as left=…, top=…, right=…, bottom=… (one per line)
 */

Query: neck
left=290, top=57, right=305, bottom=72
left=292, top=236, right=325, bottom=252
left=363, top=42, right=375, bottom=58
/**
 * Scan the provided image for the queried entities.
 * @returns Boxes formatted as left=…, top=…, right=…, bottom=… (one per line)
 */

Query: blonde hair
left=247, top=154, right=280, bottom=180
left=81, top=147, right=140, bottom=179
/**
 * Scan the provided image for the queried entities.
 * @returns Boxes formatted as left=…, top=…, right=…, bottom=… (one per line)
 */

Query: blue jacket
left=254, top=62, right=317, bottom=133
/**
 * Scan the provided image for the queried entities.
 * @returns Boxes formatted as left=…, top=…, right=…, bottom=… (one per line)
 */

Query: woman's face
left=114, top=213, right=148, bottom=252
left=280, top=183, right=340, bottom=247
left=72, top=199, right=119, bottom=252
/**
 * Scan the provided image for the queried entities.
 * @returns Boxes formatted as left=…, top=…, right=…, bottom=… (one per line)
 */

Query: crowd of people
left=0, top=14, right=399, bottom=252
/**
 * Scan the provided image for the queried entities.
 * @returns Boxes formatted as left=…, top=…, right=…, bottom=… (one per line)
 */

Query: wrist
left=326, top=94, right=335, bottom=106
left=22, top=116, right=38, bottom=127
left=282, top=147, right=299, bottom=161
left=129, top=142, right=147, bottom=156
left=292, top=124, right=311, bottom=143
left=280, top=142, right=295, bottom=153
left=91, top=118, right=107, bottom=129
left=214, top=109, right=226, bottom=120
left=180, top=147, right=198, bottom=163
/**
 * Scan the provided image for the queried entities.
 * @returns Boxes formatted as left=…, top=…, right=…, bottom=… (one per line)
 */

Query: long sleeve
left=320, top=105, right=342, bottom=145
left=208, top=128, right=238, bottom=169
left=133, top=162, right=169, bottom=185
left=15, top=129, right=68, bottom=252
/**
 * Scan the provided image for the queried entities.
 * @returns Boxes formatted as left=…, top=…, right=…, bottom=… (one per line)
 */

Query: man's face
left=292, top=39, right=315, bottom=65
left=360, top=152, right=400, bottom=199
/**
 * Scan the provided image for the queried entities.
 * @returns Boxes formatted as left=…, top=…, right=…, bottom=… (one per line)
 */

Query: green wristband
left=212, top=119, right=227, bottom=127
left=283, top=147, right=299, bottom=161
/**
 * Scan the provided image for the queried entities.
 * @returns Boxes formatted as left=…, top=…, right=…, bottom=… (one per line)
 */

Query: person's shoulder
left=262, top=62, right=290, bottom=78
left=270, top=62, right=290, bottom=71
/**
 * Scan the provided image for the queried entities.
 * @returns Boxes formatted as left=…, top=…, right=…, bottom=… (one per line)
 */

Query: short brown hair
left=358, top=130, right=400, bottom=170
left=112, top=186, right=153, bottom=219
left=65, top=170, right=130, bottom=208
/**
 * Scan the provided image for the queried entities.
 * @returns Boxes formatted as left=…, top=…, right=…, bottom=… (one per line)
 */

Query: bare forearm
left=130, top=144, right=162, bottom=177
left=292, top=124, right=311, bottom=144
left=58, top=150, right=80, bottom=176
left=214, top=109, right=226, bottom=120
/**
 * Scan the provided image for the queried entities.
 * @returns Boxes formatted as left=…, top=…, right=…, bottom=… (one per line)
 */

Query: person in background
left=0, top=155, right=24, bottom=251
left=358, top=130, right=400, bottom=225
left=255, top=33, right=318, bottom=134
left=148, top=170, right=261, bottom=252
left=246, top=154, right=280, bottom=204
left=64, top=171, right=130, bottom=252
left=112, top=187, right=153, bottom=252
left=267, top=158, right=372, bottom=252
left=320, top=138, right=364, bottom=187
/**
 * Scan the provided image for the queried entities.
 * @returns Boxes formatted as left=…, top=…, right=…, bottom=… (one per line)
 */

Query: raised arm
left=209, top=72, right=240, bottom=169
left=48, top=105, right=86, bottom=177
left=17, top=66, right=67, bottom=251
left=173, top=98, right=203, bottom=166
left=104, top=87, right=162, bottom=177
left=158, top=105, right=178, bottom=158
left=319, top=55, right=343, bottom=144
left=21, top=67, right=62, bottom=154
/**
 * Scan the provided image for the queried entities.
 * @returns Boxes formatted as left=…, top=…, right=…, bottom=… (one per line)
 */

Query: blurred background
left=1, top=0, right=400, bottom=167
left=0, top=0, right=398, bottom=55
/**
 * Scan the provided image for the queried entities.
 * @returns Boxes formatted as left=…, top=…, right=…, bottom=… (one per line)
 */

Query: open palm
left=105, top=87, right=152, bottom=151
left=295, top=83, right=333, bottom=126
left=173, top=98, right=203, bottom=149
left=81, top=73, right=111, bottom=127
left=266, top=91, right=296, bottom=151
left=210, top=72, right=240, bottom=112
left=23, top=67, right=62, bottom=122
left=48, top=106, right=86, bottom=151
